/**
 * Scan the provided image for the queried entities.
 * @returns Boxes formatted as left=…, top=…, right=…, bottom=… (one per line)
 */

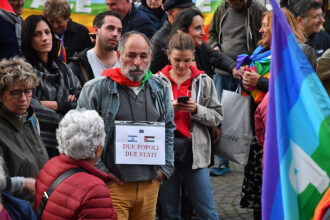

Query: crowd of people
left=0, top=0, right=329, bottom=219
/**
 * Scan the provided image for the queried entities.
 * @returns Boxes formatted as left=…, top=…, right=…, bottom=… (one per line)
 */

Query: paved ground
left=211, top=162, right=254, bottom=220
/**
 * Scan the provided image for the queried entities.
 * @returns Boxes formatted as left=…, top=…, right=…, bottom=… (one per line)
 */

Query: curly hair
left=258, top=9, right=306, bottom=46
left=0, top=57, right=39, bottom=96
left=43, top=0, right=71, bottom=19
left=258, top=11, right=272, bottom=47
left=57, top=109, right=106, bottom=160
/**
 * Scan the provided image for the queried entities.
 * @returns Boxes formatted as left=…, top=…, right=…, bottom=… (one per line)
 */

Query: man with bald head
left=77, top=31, right=175, bottom=220
left=105, top=0, right=155, bottom=38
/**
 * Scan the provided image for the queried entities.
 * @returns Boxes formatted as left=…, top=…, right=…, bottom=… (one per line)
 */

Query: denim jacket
left=77, top=75, right=175, bottom=179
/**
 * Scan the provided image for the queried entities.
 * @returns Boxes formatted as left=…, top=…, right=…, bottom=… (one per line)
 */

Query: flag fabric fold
left=262, top=0, right=330, bottom=220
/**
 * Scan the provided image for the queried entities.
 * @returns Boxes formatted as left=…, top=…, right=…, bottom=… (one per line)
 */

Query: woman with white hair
left=34, top=109, right=117, bottom=220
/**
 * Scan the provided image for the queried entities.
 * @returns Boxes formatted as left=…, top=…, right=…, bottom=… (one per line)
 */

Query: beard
left=120, top=57, right=150, bottom=82
left=99, top=37, right=117, bottom=51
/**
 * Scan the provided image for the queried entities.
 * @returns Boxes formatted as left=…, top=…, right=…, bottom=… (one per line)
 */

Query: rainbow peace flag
left=22, top=0, right=108, bottom=31
left=22, top=0, right=223, bottom=36
left=262, top=0, right=330, bottom=219
left=194, top=0, right=223, bottom=40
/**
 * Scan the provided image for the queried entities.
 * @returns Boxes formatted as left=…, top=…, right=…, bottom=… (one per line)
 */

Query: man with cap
left=149, top=0, right=194, bottom=73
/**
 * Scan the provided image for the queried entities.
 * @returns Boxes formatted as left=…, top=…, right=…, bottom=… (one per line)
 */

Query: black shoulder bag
left=35, top=167, right=87, bottom=220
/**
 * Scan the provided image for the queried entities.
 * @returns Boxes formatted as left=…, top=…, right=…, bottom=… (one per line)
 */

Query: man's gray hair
left=57, top=109, right=106, bottom=160
left=117, top=31, right=151, bottom=54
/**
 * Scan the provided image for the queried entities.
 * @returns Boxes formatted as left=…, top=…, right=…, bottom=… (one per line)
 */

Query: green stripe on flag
left=24, top=0, right=107, bottom=15
left=298, top=117, right=330, bottom=220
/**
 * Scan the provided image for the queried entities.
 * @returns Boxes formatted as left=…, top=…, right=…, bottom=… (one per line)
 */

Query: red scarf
left=0, top=0, right=15, bottom=13
left=101, top=67, right=142, bottom=87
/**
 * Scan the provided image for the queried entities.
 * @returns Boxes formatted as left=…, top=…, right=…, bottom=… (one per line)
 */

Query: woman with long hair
left=21, top=15, right=81, bottom=158
left=157, top=31, right=222, bottom=220
left=238, top=9, right=307, bottom=220
left=168, top=8, right=240, bottom=80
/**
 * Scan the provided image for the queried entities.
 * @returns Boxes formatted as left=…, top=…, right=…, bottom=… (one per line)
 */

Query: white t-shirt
left=87, top=48, right=119, bottom=78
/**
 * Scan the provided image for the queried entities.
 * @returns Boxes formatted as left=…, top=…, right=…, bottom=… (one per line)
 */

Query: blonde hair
left=43, top=0, right=71, bottom=19
left=282, top=8, right=306, bottom=43
left=0, top=57, right=39, bottom=96
left=168, top=30, right=195, bottom=53
left=258, top=9, right=306, bottom=46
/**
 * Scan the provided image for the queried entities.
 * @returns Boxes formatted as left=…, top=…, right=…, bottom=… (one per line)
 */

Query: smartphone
left=177, top=96, right=190, bottom=103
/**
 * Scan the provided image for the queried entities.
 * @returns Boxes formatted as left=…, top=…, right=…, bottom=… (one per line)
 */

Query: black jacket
left=195, top=41, right=236, bottom=78
left=0, top=9, right=21, bottom=59
left=62, top=19, right=92, bottom=62
left=307, top=30, right=330, bottom=57
left=69, top=48, right=94, bottom=86
left=150, top=20, right=172, bottom=73
left=122, top=3, right=156, bottom=39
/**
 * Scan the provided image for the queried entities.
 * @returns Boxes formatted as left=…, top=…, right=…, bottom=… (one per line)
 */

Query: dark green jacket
left=208, top=1, right=266, bottom=55
left=0, top=104, right=48, bottom=199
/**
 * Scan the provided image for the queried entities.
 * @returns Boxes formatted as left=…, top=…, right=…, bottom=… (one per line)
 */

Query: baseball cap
left=163, top=0, right=194, bottom=11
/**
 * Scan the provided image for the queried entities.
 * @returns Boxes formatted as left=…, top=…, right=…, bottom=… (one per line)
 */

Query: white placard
left=115, top=121, right=165, bottom=165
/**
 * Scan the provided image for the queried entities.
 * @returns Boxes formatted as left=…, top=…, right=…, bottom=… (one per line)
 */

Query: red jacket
left=158, top=65, right=204, bottom=138
left=34, top=154, right=117, bottom=220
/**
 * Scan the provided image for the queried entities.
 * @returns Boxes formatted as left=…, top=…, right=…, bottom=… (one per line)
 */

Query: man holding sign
left=77, top=31, right=175, bottom=220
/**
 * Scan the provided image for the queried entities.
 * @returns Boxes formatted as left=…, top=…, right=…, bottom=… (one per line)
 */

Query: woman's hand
left=212, top=126, right=221, bottom=143
left=23, top=178, right=36, bottom=196
left=40, top=101, right=58, bottom=111
left=242, top=69, right=260, bottom=89
left=67, top=94, right=77, bottom=102
left=233, top=66, right=244, bottom=80
left=171, top=100, right=181, bottom=112
left=180, top=99, right=197, bottom=114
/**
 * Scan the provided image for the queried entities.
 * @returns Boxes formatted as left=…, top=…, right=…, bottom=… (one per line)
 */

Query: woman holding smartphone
left=156, top=31, right=223, bottom=220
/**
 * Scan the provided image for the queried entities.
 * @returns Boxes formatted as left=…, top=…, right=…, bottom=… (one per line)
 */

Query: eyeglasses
left=9, top=88, right=33, bottom=99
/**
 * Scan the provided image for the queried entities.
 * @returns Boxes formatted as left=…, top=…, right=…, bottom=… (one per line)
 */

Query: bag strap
left=36, top=167, right=87, bottom=219
left=79, top=60, right=89, bottom=83
left=235, top=82, right=242, bottom=94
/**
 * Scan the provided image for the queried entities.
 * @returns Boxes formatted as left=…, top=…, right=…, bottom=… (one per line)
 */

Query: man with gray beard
left=69, top=11, right=122, bottom=86
left=77, top=31, right=175, bottom=220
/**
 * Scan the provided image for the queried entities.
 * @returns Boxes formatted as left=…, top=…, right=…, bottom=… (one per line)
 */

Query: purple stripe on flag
left=269, top=16, right=287, bottom=79
left=262, top=66, right=282, bottom=219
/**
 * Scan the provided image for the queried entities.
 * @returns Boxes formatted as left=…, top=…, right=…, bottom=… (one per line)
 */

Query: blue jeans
left=213, top=74, right=239, bottom=167
left=159, top=166, right=219, bottom=220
